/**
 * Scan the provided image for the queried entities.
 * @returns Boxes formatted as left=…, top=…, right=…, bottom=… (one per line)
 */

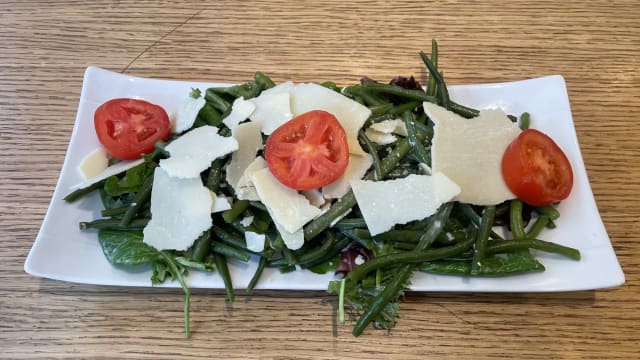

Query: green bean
left=470, top=205, right=497, bottom=275
left=119, top=172, right=154, bottom=226
left=159, top=251, right=190, bottom=337
left=320, top=81, right=341, bottom=93
left=390, top=101, right=422, bottom=115
left=212, top=242, right=251, bottom=262
left=100, top=206, right=129, bottom=217
left=254, top=71, right=276, bottom=89
left=333, top=218, right=368, bottom=230
left=278, top=264, right=297, bottom=273
left=304, top=135, right=419, bottom=241
left=225, top=219, right=246, bottom=234
left=197, top=103, right=223, bottom=127
left=526, top=215, right=549, bottom=239
left=536, top=204, right=561, bottom=221
left=361, top=82, right=438, bottom=103
left=250, top=201, right=268, bottom=212
left=222, top=200, right=250, bottom=223
left=64, top=181, right=103, bottom=203
left=519, top=112, right=531, bottom=130
left=365, top=133, right=425, bottom=181
left=220, top=82, right=258, bottom=99
left=373, top=229, right=421, bottom=243
left=301, top=235, right=351, bottom=269
left=151, top=140, right=170, bottom=161
left=352, top=235, right=476, bottom=337
left=341, top=85, right=360, bottom=97
left=346, top=85, right=390, bottom=107
left=416, top=202, right=454, bottom=250
left=393, top=242, right=418, bottom=251
left=205, top=158, right=226, bottom=193
left=419, top=51, right=449, bottom=108
left=189, top=231, right=211, bottom=263
left=366, top=101, right=422, bottom=126
left=414, top=121, right=434, bottom=140
left=297, top=233, right=337, bottom=266
left=426, top=39, right=438, bottom=97
left=79, top=218, right=148, bottom=230
left=487, top=239, right=580, bottom=260
left=348, top=204, right=457, bottom=282
left=510, top=199, right=526, bottom=239
left=402, top=111, right=430, bottom=164
left=340, top=228, right=376, bottom=250
left=449, top=101, right=479, bottom=118
left=211, top=224, right=247, bottom=249
left=204, top=89, right=232, bottom=112
left=358, top=130, right=383, bottom=181
left=369, top=103, right=394, bottom=116
left=352, top=264, right=412, bottom=336
left=247, top=255, right=267, bottom=294
left=360, top=89, right=389, bottom=107
left=213, top=254, right=235, bottom=302
left=458, top=203, right=504, bottom=240
left=281, top=247, right=296, bottom=267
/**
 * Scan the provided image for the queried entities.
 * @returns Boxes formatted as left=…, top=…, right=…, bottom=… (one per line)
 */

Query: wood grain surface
left=1, top=0, right=639, bottom=359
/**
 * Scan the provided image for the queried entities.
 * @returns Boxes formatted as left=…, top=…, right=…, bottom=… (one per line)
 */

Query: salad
left=65, top=41, right=579, bottom=337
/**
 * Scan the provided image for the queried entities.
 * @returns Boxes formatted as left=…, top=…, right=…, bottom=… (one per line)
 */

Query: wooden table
left=2, top=1, right=638, bottom=358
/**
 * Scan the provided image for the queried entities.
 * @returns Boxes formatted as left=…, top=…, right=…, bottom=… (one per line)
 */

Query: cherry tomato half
left=94, top=98, right=171, bottom=160
left=501, top=129, right=573, bottom=206
left=265, top=110, right=350, bottom=190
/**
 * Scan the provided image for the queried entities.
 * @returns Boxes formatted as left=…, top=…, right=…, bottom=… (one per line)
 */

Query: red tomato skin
left=502, top=129, right=573, bottom=206
left=94, top=98, right=171, bottom=160
left=265, top=110, right=350, bottom=190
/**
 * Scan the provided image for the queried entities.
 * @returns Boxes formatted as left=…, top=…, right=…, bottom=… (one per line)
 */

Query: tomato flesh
left=265, top=110, right=349, bottom=190
left=501, top=129, right=573, bottom=206
left=94, top=98, right=171, bottom=160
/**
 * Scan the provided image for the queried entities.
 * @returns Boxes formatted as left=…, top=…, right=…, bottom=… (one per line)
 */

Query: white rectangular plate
left=25, top=67, right=624, bottom=291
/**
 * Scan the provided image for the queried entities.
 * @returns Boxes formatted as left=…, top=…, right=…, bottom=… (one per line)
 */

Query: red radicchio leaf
left=389, top=75, right=423, bottom=91
left=335, top=243, right=374, bottom=277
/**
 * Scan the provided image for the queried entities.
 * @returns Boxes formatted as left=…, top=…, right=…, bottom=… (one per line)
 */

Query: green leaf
left=99, top=188, right=135, bottom=210
left=98, top=229, right=162, bottom=265
left=328, top=268, right=405, bottom=331
left=420, top=250, right=545, bottom=276
left=103, top=161, right=155, bottom=197
left=189, top=88, right=202, bottom=99
left=307, top=254, right=340, bottom=274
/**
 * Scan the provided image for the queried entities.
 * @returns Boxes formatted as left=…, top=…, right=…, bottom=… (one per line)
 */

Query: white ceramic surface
left=24, top=67, right=625, bottom=291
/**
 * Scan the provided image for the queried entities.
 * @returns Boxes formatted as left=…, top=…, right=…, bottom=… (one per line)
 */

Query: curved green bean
left=361, top=82, right=438, bottom=103
left=487, top=239, right=580, bottom=260
left=470, top=205, right=497, bottom=275
left=119, top=172, right=154, bottom=226
left=347, top=234, right=472, bottom=283
left=213, top=254, right=235, bottom=302
left=510, top=199, right=526, bottom=239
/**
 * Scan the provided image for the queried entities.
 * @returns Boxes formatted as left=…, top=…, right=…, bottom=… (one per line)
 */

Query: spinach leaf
left=99, top=188, right=136, bottom=210
left=98, top=229, right=162, bottom=265
left=307, top=254, right=340, bottom=274
left=420, top=250, right=545, bottom=276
